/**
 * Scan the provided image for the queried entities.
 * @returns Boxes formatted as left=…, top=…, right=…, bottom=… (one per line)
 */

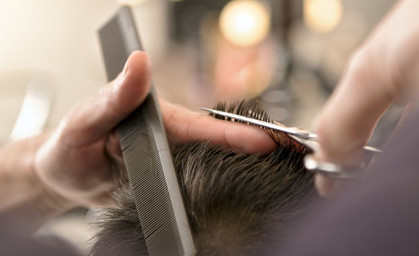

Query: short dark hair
left=91, top=100, right=316, bottom=256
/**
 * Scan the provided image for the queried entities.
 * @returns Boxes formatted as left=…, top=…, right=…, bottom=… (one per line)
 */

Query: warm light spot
left=219, top=0, right=271, bottom=47
left=304, top=0, right=343, bottom=33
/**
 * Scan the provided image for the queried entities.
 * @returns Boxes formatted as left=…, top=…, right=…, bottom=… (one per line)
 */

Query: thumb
left=60, top=51, right=152, bottom=147
left=314, top=50, right=392, bottom=197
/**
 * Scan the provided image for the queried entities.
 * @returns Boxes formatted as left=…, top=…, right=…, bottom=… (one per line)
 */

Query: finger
left=315, top=0, right=419, bottom=165
left=61, top=51, right=152, bottom=147
left=315, top=174, right=352, bottom=198
left=314, top=49, right=404, bottom=196
left=316, top=50, right=396, bottom=165
left=314, top=51, right=394, bottom=195
left=159, top=98, right=277, bottom=154
left=312, top=0, right=419, bottom=196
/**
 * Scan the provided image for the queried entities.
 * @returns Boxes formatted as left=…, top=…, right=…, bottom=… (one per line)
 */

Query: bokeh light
left=219, top=0, right=271, bottom=47
left=304, top=0, right=343, bottom=33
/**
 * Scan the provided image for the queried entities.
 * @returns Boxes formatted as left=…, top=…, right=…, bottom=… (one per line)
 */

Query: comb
left=98, top=6, right=195, bottom=256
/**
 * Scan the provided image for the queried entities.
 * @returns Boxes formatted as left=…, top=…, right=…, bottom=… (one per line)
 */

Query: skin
left=315, top=0, right=419, bottom=196
left=0, top=51, right=276, bottom=231
left=3, top=0, right=418, bottom=229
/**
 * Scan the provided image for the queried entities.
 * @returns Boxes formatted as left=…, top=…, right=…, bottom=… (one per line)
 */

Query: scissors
left=201, top=107, right=382, bottom=179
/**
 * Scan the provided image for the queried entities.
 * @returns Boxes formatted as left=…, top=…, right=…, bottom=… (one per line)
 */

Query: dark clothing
left=0, top=218, right=80, bottom=256
left=278, top=114, right=419, bottom=256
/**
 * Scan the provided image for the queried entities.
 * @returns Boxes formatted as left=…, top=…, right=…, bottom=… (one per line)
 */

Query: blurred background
left=0, top=0, right=402, bottom=254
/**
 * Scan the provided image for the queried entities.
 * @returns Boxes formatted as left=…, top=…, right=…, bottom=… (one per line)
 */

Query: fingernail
left=114, top=60, right=130, bottom=87
left=122, top=59, right=130, bottom=78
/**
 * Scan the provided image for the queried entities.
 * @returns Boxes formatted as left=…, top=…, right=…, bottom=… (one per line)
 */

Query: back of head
left=91, top=100, right=316, bottom=256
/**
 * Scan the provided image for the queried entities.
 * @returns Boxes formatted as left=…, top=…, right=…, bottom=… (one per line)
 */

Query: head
left=91, top=100, right=316, bottom=256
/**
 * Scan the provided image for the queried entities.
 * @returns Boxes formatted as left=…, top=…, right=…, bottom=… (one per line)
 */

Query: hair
left=91, top=100, right=317, bottom=256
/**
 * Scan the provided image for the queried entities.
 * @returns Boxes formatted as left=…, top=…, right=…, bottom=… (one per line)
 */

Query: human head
left=91, top=100, right=316, bottom=256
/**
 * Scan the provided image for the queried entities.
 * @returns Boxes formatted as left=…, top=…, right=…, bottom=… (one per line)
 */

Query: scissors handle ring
left=304, top=154, right=365, bottom=179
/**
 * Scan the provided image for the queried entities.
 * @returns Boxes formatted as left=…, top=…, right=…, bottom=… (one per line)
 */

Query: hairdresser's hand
left=33, top=51, right=276, bottom=210
left=34, top=51, right=153, bottom=208
left=314, top=0, right=419, bottom=196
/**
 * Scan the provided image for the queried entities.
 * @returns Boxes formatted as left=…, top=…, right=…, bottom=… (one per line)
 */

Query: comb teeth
left=118, top=110, right=184, bottom=255
left=98, top=6, right=195, bottom=256
left=98, top=13, right=129, bottom=81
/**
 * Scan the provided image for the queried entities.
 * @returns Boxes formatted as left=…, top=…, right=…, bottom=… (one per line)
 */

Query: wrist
left=0, top=133, right=77, bottom=231
left=30, top=133, right=78, bottom=216
left=31, top=159, right=78, bottom=217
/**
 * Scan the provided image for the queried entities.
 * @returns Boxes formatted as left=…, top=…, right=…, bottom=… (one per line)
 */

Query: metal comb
left=98, top=6, right=195, bottom=256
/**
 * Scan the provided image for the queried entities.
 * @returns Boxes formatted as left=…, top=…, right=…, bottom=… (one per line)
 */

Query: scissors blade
left=200, top=107, right=318, bottom=140
left=201, top=107, right=382, bottom=154
left=201, top=107, right=384, bottom=179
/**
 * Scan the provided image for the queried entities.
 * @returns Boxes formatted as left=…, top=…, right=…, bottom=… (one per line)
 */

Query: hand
left=33, top=51, right=276, bottom=210
left=314, top=0, right=419, bottom=196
